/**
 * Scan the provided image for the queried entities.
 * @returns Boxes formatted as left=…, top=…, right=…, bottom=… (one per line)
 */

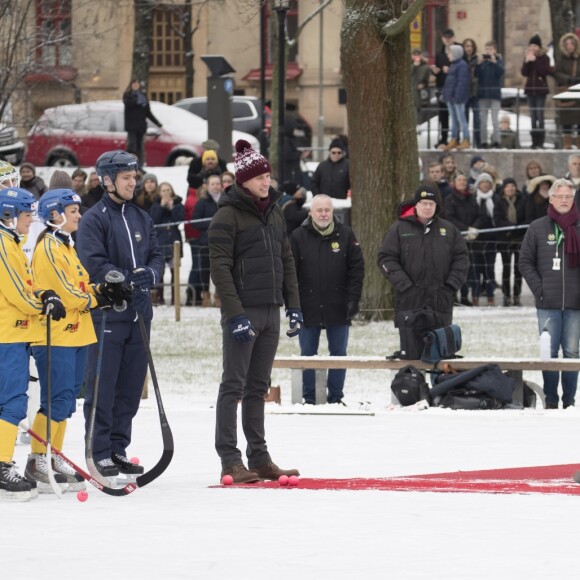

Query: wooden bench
left=272, top=356, right=580, bottom=408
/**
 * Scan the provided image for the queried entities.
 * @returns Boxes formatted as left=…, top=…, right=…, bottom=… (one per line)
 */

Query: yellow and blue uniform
left=0, top=225, right=44, bottom=462
left=30, top=230, right=99, bottom=454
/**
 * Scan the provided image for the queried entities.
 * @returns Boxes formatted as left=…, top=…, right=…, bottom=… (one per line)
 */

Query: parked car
left=25, top=100, right=259, bottom=167
left=417, top=109, right=557, bottom=149
left=0, top=122, right=25, bottom=165
left=173, top=95, right=312, bottom=149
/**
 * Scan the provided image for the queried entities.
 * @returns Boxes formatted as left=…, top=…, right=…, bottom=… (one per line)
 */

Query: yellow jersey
left=0, top=226, right=44, bottom=343
left=31, top=231, right=98, bottom=347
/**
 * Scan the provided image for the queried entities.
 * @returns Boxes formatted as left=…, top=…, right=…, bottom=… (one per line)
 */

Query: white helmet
left=0, top=160, right=20, bottom=189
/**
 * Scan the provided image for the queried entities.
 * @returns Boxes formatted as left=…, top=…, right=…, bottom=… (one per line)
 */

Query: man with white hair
left=520, top=178, right=580, bottom=409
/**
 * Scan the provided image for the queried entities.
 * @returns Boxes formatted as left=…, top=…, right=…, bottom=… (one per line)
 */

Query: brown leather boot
left=472, top=296, right=479, bottom=306
left=201, top=291, right=211, bottom=307
left=444, top=138, right=459, bottom=151
left=487, top=296, right=495, bottom=306
left=456, top=139, right=470, bottom=150
left=220, top=464, right=260, bottom=484
left=251, top=461, right=300, bottom=480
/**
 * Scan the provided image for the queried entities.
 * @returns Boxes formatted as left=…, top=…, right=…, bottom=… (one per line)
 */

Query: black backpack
left=391, top=365, right=431, bottom=406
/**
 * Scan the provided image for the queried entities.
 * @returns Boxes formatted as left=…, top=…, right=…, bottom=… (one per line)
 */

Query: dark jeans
left=126, top=131, right=145, bottom=165
left=472, top=241, right=496, bottom=298
left=436, top=94, right=449, bottom=145
left=537, top=309, right=580, bottom=406
left=299, top=325, right=349, bottom=403
left=215, top=305, right=280, bottom=469
left=527, top=94, right=546, bottom=130
left=188, top=240, right=209, bottom=299
left=465, top=97, right=481, bottom=147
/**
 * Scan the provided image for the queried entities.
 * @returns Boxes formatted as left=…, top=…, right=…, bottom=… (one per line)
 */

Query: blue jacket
left=150, top=196, right=184, bottom=260
left=442, top=59, right=471, bottom=105
left=76, top=194, right=164, bottom=322
left=475, top=57, right=504, bottom=100
left=192, top=194, right=220, bottom=246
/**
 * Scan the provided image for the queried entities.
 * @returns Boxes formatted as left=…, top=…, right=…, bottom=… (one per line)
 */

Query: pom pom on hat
left=234, top=140, right=272, bottom=185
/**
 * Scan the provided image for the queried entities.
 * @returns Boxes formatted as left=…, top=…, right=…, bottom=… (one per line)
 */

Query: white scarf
left=476, top=189, right=494, bottom=218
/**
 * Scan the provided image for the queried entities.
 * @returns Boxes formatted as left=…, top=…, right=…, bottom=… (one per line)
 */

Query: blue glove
left=131, top=288, right=150, bottom=314
left=286, top=308, right=303, bottom=338
left=131, top=267, right=156, bottom=290
left=229, top=314, right=256, bottom=343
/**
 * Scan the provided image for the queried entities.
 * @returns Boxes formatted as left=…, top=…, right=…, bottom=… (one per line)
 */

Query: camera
left=483, top=55, right=491, bottom=59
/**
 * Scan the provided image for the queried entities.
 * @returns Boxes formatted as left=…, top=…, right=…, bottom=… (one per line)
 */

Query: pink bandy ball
left=77, top=490, right=88, bottom=502
left=288, top=475, right=299, bottom=487
left=222, top=474, right=234, bottom=486
left=130, top=457, right=140, bottom=465
left=278, top=474, right=289, bottom=486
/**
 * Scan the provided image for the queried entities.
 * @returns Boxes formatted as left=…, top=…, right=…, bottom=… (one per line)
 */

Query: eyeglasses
left=552, top=195, right=575, bottom=201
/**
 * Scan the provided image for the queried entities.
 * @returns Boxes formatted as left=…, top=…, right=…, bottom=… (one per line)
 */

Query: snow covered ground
left=6, top=299, right=580, bottom=579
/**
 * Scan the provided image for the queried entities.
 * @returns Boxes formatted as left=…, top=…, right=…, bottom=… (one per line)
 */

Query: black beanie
left=502, top=177, right=517, bottom=189
left=328, top=138, right=345, bottom=151
left=414, top=183, right=439, bottom=205
left=529, top=34, right=542, bottom=47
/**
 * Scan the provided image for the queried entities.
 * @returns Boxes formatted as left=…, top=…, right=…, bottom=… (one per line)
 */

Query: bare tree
left=132, top=0, right=156, bottom=85
left=549, top=0, right=576, bottom=66
left=340, top=0, right=427, bottom=320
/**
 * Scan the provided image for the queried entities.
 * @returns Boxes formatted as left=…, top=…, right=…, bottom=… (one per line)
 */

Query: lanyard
left=554, top=223, right=564, bottom=259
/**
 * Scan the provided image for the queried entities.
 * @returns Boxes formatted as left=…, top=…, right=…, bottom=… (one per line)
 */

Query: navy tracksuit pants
left=83, top=319, right=150, bottom=462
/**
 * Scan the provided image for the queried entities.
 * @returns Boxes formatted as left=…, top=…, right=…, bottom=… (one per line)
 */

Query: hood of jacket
left=560, top=33, right=580, bottom=58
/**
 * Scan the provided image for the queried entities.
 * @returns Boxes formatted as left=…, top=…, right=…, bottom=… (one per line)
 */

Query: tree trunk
left=184, top=0, right=195, bottom=98
left=341, top=0, right=423, bottom=321
left=132, top=0, right=155, bottom=86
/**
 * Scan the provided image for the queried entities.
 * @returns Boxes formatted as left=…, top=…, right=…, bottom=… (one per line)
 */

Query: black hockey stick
left=45, top=309, right=63, bottom=497
left=135, top=312, right=174, bottom=486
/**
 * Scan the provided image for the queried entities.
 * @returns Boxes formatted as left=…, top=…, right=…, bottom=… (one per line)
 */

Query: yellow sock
left=0, top=419, right=18, bottom=463
left=53, top=420, right=67, bottom=451
left=31, top=413, right=48, bottom=454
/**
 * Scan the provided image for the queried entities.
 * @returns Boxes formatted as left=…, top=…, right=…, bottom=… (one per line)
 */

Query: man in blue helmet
left=76, top=150, right=163, bottom=480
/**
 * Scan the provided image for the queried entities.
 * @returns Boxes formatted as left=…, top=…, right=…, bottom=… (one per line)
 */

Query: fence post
left=173, top=240, right=181, bottom=322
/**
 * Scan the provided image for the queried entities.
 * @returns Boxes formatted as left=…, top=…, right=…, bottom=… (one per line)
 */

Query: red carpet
left=216, top=464, right=580, bottom=495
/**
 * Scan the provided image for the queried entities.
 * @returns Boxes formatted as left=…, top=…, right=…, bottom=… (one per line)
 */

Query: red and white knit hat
left=234, top=140, right=271, bottom=185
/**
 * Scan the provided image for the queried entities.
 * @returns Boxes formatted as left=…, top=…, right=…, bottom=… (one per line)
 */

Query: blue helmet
left=95, top=150, right=139, bottom=184
left=0, top=187, right=36, bottom=221
left=38, top=189, right=82, bottom=224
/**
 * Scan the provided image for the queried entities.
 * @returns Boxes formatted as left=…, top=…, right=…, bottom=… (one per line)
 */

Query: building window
left=266, top=0, right=299, bottom=64
left=35, top=0, right=72, bottom=67
left=421, top=0, right=448, bottom=63
left=151, top=6, right=186, bottom=68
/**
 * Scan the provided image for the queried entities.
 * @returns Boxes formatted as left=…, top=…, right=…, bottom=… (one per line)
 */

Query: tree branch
left=287, top=0, right=335, bottom=47
left=378, top=0, right=428, bottom=39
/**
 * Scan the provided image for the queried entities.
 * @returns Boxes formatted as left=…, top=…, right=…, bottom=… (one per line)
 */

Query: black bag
left=438, top=388, right=506, bottom=410
left=396, top=309, right=443, bottom=360
left=421, top=325, right=462, bottom=364
left=391, top=365, right=431, bottom=406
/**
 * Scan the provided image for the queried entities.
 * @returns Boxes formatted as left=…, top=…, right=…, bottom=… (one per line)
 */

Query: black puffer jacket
left=445, top=189, right=479, bottom=231
left=493, top=192, right=527, bottom=242
left=150, top=196, right=185, bottom=260
left=290, top=217, right=364, bottom=327
left=311, top=157, right=350, bottom=199
left=208, top=185, right=300, bottom=320
left=519, top=215, right=580, bottom=309
left=377, top=201, right=469, bottom=318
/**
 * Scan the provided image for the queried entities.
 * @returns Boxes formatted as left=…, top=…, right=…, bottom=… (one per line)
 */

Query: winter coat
left=519, top=215, right=580, bottom=310
left=500, top=129, right=518, bottom=149
left=493, top=192, right=527, bottom=242
left=208, top=184, right=300, bottom=320
left=150, top=196, right=185, bottom=260
left=123, top=89, right=162, bottom=134
left=311, top=157, right=350, bottom=200
left=475, top=56, right=504, bottom=100
left=187, top=156, right=228, bottom=189
left=290, top=217, right=364, bottom=327
left=524, top=192, right=549, bottom=224
left=442, top=58, right=471, bottom=105
left=192, top=194, right=220, bottom=246
left=20, top=176, right=47, bottom=201
left=553, top=33, right=580, bottom=126
left=445, top=190, right=479, bottom=231
left=184, top=189, right=201, bottom=241
left=277, top=194, right=309, bottom=236
left=76, top=193, right=164, bottom=323
left=411, top=57, right=431, bottom=110
left=377, top=201, right=469, bottom=320
left=521, top=49, right=551, bottom=96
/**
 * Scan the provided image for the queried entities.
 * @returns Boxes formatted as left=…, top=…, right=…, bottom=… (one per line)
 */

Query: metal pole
left=276, top=6, right=287, bottom=184
left=259, top=2, right=268, bottom=155
left=317, top=1, right=324, bottom=162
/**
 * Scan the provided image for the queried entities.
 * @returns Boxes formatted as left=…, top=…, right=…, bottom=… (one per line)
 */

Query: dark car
left=173, top=96, right=312, bottom=149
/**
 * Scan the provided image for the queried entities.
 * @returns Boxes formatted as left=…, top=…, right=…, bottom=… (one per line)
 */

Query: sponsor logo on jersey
left=14, top=319, right=29, bottom=329
left=64, top=323, right=79, bottom=333
left=135, top=231, right=143, bottom=242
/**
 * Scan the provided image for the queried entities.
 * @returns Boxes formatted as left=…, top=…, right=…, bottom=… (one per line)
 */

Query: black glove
left=130, top=267, right=156, bottom=290
left=131, top=288, right=150, bottom=314
left=285, top=308, right=303, bottom=338
left=94, top=292, right=113, bottom=310
left=229, top=314, right=256, bottom=343
left=41, top=291, right=66, bottom=321
left=99, top=281, right=133, bottom=310
left=346, top=301, right=360, bottom=321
